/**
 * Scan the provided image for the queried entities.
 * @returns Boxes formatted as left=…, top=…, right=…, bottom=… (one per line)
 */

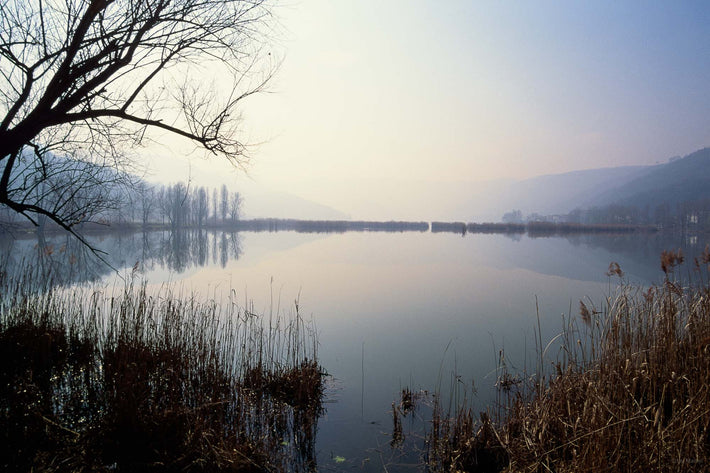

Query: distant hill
left=490, top=165, right=652, bottom=216
left=451, top=164, right=652, bottom=220
left=587, top=147, right=710, bottom=210
left=461, top=147, right=709, bottom=221
left=294, top=149, right=708, bottom=222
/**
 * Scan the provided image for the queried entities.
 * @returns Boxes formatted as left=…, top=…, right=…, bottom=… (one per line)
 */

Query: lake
left=0, top=227, right=700, bottom=471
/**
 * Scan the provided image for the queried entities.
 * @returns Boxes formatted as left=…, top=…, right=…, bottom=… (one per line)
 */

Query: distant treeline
left=228, top=219, right=430, bottom=233
left=567, top=199, right=710, bottom=233
left=431, top=221, right=657, bottom=236
left=526, top=221, right=657, bottom=236
left=5, top=217, right=661, bottom=237
left=0, top=180, right=245, bottom=231
left=503, top=198, right=710, bottom=233
left=117, top=182, right=244, bottom=229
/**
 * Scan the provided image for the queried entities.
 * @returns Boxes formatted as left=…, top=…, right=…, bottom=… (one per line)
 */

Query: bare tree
left=220, top=183, right=228, bottom=223
left=228, top=190, right=242, bottom=223
left=196, top=186, right=208, bottom=228
left=6, top=150, right=128, bottom=227
left=0, top=0, right=275, bottom=233
left=212, top=187, right=218, bottom=225
left=162, top=182, right=188, bottom=230
left=137, top=180, right=155, bottom=228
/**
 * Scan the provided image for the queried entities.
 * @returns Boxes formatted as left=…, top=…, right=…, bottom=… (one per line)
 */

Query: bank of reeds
left=0, top=266, right=325, bottom=472
left=424, top=249, right=710, bottom=472
left=431, top=221, right=657, bottom=237
left=525, top=221, right=658, bottom=237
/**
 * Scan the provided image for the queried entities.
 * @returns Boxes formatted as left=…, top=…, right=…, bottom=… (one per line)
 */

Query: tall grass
left=0, top=265, right=324, bottom=472
left=423, top=249, right=710, bottom=472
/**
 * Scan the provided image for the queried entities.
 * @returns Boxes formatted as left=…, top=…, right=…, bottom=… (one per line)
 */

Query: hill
left=587, top=147, right=710, bottom=209
left=465, top=147, right=709, bottom=221
left=487, top=165, right=652, bottom=217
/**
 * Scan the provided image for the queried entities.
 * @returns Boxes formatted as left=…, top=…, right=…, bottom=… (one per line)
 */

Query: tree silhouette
left=0, top=0, right=274, bottom=233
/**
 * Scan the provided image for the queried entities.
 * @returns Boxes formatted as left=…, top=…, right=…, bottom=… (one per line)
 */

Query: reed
left=422, top=250, right=710, bottom=472
left=0, top=265, right=325, bottom=472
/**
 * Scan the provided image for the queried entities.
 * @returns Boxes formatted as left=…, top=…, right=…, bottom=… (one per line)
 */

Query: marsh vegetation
left=410, top=250, right=710, bottom=472
left=0, top=266, right=325, bottom=472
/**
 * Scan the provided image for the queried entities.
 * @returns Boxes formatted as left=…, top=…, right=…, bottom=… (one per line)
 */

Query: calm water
left=1, top=228, right=702, bottom=471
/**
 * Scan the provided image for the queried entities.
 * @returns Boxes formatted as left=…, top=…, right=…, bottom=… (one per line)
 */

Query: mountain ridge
left=587, top=147, right=710, bottom=210
left=460, top=147, right=709, bottom=221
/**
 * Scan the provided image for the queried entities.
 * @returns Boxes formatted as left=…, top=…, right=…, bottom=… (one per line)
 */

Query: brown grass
left=423, top=253, right=710, bottom=472
left=0, top=266, right=324, bottom=472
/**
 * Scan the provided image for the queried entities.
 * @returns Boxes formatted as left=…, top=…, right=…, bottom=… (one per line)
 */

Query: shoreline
left=1, top=218, right=663, bottom=238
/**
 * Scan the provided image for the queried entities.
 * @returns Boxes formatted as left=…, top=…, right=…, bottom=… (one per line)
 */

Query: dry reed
left=424, top=252, right=710, bottom=472
left=0, top=265, right=325, bottom=472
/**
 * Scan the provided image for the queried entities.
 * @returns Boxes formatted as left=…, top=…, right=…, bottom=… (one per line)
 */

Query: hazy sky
left=149, top=0, right=709, bottom=218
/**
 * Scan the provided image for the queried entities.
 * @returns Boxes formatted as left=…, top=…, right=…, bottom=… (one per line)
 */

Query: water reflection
left=3, top=227, right=709, bottom=471
left=1, top=227, right=703, bottom=289
left=146, top=229, right=243, bottom=273
left=0, top=229, right=244, bottom=288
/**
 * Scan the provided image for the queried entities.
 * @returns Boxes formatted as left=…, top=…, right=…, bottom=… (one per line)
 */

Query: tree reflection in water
left=0, top=229, right=244, bottom=288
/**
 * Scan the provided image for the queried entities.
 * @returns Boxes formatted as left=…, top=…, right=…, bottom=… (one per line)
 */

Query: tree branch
left=0, top=0, right=275, bottom=251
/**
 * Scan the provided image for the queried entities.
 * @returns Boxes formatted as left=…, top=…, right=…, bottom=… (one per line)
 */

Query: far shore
left=1, top=218, right=665, bottom=239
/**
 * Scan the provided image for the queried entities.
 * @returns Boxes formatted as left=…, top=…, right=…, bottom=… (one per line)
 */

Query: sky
left=147, top=0, right=710, bottom=219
